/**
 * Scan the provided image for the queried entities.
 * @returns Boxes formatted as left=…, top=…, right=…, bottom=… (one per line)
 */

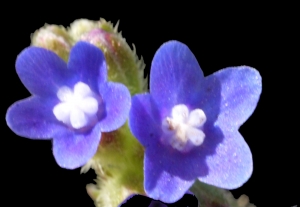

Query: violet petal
left=129, top=94, right=162, bottom=147
left=52, top=123, right=101, bottom=169
left=198, top=130, right=252, bottom=189
left=98, top=82, right=131, bottom=132
left=16, top=47, right=73, bottom=98
left=150, top=40, right=204, bottom=111
left=210, top=66, right=262, bottom=127
left=144, top=146, right=196, bottom=203
left=6, top=96, right=65, bottom=139
left=68, top=41, right=107, bottom=93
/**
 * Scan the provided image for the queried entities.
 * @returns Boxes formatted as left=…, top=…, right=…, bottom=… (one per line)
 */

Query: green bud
left=31, top=24, right=73, bottom=62
left=79, top=19, right=147, bottom=95
left=68, top=19, right=99, bottom=42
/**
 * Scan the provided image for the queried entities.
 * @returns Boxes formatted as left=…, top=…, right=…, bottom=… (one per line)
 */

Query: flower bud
left=68, top=19, right=99, bottom=41
left=31, top=24, right=72, bottom=62
left=80, top=19, right=147, bottom=95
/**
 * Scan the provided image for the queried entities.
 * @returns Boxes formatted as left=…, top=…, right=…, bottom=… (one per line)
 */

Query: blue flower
left=129, top=40, right=262, bottom=203
left=6, top=41, right=131, bottom=169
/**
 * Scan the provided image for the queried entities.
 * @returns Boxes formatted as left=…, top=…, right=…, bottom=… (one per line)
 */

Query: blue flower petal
left=6, top=96, right=65, bottom=139
left=68, top=41, right=107, bottom=93
left=150, top=40, right=204, bottom=111
left=144, top=146, right=196, bottom=203
left=129, top=94, right=162, bottom=147
left=198, top=130, right=252, bottom=189
left=194, top=66, right=260, bottom=189
left=52, top=123, right=101, bottom=169
left=211, top=66, right=262, bottom=128
left=16, top=47, right=74, bottom=97
left=98, top=82, right=131, bottom=132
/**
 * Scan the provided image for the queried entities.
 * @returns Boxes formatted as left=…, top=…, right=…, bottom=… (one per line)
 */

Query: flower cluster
left=6, top=20, right=261, bottom=207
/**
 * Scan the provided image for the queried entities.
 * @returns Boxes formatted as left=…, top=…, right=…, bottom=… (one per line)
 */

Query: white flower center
left=53, top=82, right=99, bottom=129
left=162, top=104, right=206, bottom=152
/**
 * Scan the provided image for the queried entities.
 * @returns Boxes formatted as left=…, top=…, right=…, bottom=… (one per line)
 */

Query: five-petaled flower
left=6, top=41, right=131, bottom=169
left=129, top=40, right=262, bottom=203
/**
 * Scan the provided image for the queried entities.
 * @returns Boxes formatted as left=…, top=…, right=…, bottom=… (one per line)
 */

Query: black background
left=3, top=3, right=297, bottom=207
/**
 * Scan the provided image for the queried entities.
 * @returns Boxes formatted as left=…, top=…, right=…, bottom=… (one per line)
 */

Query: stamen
left=187, top=109, right=206, bottom=127
left=77, top=97, right=98, bottom=114
left=162, top=104, right=206, bottom=152
left=53, top=82, right=99, bottom=129
left=186, top=127, right=205, bottom=146
left=74, top=82, right=92, bottom=98
left=171, top=104, right=189, bottom=122
left=57, top=86, right=73, bottom=102
left=53, top=102, right=72, bottom=124
left=70, top=108, right=87, bottom=129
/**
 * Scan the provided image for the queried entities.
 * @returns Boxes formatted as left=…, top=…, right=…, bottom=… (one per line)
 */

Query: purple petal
left=68, top=41, right=107, bottom=93
left=6, top=96, right=65, bottom=139
left=150, top=40, right=204, bottom=111
left=209, top=66, right=262, bottom=127
left=198, top=129, right=253, bottom=189
left=186, top=66, right=259, bottom=189
left=129, top=94, right=162, bottom=147
left=98, top=82, right=131, bottom=132
left=16, top=46, right=74, bottom=97
left=52, top=123, right=101, bottom=169
left=144, top=146, right=197, bottom=203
